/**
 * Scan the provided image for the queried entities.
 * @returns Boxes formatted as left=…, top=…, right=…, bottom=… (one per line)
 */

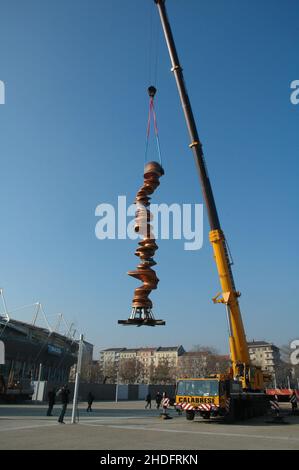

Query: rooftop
left=156, top=346, right=184, bottom=352
left=0, top=316, right=77, bottom=346
left=100, top=346, right=185, bottom=353
left=181, top=351, right=208, bottom=356
left=248, top=340, right=279, bottom=349
left=101, top=348, right=126, bottom=352
left=120, top=349, right=137, bottom=353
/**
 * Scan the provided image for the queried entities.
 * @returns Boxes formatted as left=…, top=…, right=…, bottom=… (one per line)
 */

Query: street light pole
left=71, top=334, right=84, bottom=424
left=115, top=370, right=119, bottom=403
left=35, top=363, right=42, bottom=403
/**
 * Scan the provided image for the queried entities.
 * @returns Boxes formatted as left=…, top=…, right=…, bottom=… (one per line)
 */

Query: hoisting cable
left=144, top=85, right=163, bottom=166
left=148, top=0, right=154, bottom=85
left=153, top=8, right=160, bottom=88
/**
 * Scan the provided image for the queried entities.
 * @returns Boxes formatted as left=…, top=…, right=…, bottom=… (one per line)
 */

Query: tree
left=119, top=359, right=138, bottom=384
left=89, top=361, right=104, bottom=384
left=152, top=359, right=175, bottom=384
left=176, top=352, right=209, bottom=378
left=102, top=359, right=117, bottom=384
left=191, top=344, right=219, bottom=355
left=206, top=354, right=230, bottom=374
left=147, top=362, right=155, bottom=384
left=177, top=346, right=231, bottom=379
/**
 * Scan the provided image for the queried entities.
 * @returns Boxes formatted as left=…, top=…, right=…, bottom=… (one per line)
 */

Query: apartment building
left=99, top=345, right=185, bottom=383
left=248, top=340, right=280, bottom=374
left=99, top=347, right=124, bottom=381
left=154, top=346, right=185, bottom=368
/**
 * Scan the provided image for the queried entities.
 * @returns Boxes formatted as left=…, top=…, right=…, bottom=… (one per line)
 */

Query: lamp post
left=115, top=370, right=119, bottom=403
left=71, top=334, right=84, bottom=424
left=35, top=363, right=42, bottom=403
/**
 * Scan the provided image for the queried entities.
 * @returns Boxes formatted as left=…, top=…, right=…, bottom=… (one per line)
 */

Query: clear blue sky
left=0, top=0, right=298, bottom=358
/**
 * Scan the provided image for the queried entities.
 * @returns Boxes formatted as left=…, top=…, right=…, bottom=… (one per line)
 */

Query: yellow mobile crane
left=154, top=0, right=269, bottom=421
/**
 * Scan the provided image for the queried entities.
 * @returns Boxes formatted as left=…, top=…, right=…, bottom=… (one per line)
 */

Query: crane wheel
left=186, top=410, right=195, bottom=421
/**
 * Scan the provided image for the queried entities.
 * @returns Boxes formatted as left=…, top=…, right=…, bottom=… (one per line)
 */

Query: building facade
left=120, top=348, right=137, bottom=361
left=0, top=316, right=79, bottom=387
left=248, top=340, right=281, bottom=375
left=99, top=346, right=185, bottom=384
left=136, top=348, right=156, bottom=383
left=154, top=346, right=185, bottom=368
left=99, top=348, right=125, bottom=382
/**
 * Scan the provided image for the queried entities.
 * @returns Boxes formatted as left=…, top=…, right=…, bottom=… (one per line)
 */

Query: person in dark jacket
left=0, top=375, right=6, bottom=394
left=155, top=391, right=162, bottom=409
left=145, top=392, right=152, bottom=409
left=58, top=385, right=70, bottom=423
left=86, top=392, right=95, bottom=412
left=47, top=388, right=56, bottom=416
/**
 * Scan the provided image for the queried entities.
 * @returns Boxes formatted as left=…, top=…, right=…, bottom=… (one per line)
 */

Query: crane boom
left=154, top=0, right=251, bottom=380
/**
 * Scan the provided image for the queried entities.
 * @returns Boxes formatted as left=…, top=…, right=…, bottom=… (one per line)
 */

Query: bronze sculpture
left=118, top=161, right=165, bottom=326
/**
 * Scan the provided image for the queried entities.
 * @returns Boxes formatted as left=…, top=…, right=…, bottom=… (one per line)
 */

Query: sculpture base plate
left=118, top=318, right=165, bottom=327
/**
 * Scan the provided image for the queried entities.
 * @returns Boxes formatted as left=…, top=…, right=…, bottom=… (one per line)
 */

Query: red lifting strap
left=145, top=93, right=162, bottom=165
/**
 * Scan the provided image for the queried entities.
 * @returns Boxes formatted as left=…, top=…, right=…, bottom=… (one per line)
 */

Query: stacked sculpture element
left=118, top=161, right=165, bottom=326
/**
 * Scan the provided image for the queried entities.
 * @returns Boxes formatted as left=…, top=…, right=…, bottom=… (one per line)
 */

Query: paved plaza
left=0, top=401, right=298, bottom=450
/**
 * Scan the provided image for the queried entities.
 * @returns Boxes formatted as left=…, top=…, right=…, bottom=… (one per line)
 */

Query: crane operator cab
left=175, top=375, right=269, bottom=421
left=175, top=376, right=231, bottom=420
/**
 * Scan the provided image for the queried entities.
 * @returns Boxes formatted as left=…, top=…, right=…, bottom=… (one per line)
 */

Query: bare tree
left=119, top=359, right=137, bottom=384
left=135, top=359, right=151, bottom=384
left=191, top=344, right=219, bottom=355
left=176, top=352, right=209, bottom=378
left=177, top=347, right=230, bottom=379
left=148, top=362, right=155, bottom=384
left=89, top=361, right=104, bottom=384
left=152, top=359, right=175, bottom=384
left=102, top=359, right=117, bottom=384
left=206, top=354, right=230, bottom=374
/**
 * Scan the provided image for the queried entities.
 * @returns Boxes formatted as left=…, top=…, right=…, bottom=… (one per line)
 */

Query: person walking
left=86, top=391, right=95, bottom=412
left=46, top=387, right=56, bottom=416
left=155, top=391, right=162, bottom=409
left=145, top=392, right=152, bottom=409
left=58, top=384, right=70, bottom=424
